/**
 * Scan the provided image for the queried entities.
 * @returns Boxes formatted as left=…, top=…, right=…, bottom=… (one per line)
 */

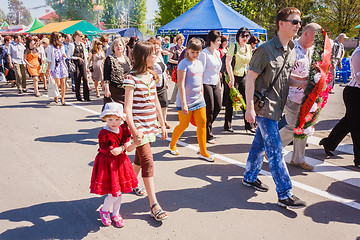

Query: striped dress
left=123, top=73, right=159, bottom=146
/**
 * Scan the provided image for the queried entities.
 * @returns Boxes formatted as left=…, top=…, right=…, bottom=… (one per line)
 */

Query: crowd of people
left=0, top=6, right=359, bottom=228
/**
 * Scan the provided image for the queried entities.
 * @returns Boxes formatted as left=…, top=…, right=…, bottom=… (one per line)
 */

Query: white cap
left=338, top=33, right=349, bottom=39
left=99, top=102, right=126, bottom=120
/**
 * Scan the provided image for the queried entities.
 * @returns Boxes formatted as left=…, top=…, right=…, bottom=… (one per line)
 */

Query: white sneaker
left=169, top=144, right=179, bottom=155
left=198, top=154, right=215, bottom=162
left=207, top=139, right=216, bottom=144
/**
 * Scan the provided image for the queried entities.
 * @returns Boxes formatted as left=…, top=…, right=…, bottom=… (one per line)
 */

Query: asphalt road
left=0, top=79, right=359, bottom=240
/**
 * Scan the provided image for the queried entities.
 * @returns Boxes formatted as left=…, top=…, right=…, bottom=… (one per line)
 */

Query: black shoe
left=72, top=86, right=75, bottom=92
left=76, top=97, right=83, bottom=101
left=224, top=128, right=234, bottom=133
left=85, top=98, right=91, bottom=101
left=18, top=89, right=22, bottom=94
left=242, top=178, right=269, bottom=192
left=245, top=127, right=256, bottom=134
left=319, top=139, right=334, bottom=156
left=277, top=195, right=306, bottom=209
left=22, top=89, right=27, bottom=93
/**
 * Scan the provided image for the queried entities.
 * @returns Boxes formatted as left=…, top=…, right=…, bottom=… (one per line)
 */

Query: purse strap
left=263, top=52, right=290, bottom=97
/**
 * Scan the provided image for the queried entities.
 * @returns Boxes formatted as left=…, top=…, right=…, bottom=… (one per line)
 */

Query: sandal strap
left=150, top=203, right=159, bottom=211
left=153, top=209, right=166, bottom=218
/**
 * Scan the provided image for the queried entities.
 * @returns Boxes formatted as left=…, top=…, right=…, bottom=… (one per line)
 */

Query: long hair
left=25, top=37, right=34, bottom=50
left=50, top=31, right=63, bottom=48
left=91, top=40, right=103, bottom=55
left=131, top=41, right=159, bottom=81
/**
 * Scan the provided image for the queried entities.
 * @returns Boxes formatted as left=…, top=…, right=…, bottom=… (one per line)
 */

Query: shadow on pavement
left=123, top=164, right=298, bottom=219
left=314, top=119, right=342, bottom=131
left=0, top=100, right=52, bottom=109
left=34, top=127, right=101, bottom=146
left=0, top=197, right=103, bottom=240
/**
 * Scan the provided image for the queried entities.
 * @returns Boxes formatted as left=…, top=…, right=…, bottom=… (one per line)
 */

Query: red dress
left=90, top=124, right=138, bottom=197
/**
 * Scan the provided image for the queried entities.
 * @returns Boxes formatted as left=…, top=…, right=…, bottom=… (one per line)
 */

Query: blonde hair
left=110, top=38, right=126, bottom=54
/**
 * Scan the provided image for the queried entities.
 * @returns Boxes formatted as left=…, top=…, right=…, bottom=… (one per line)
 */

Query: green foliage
left=0, top=9, right=6, bottom=22
left=129, top=0, right=147, bottom=31
left=101, top=0, right=125, bottom=29
left=155, top=0, right=200, bottom=27
left=47, top=0, right=96, bottom=23
left=7, top=0, right=32, bottom=25
left=311, top=0, right=360, bottom=38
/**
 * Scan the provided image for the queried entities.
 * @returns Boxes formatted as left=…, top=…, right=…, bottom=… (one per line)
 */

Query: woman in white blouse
left=198, top=30, right=222, bottom=144
left=319, top=45, right=360, bottom=167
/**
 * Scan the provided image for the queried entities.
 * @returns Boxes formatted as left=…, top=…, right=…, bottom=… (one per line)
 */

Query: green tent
left=26, top=18, right=45, bottom=32
left=355, top=24, right=360, bottom=29
left=1, top=22, right=9, bottom=27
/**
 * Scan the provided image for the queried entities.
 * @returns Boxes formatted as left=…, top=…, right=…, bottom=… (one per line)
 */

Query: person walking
left=88, top=40, right=105, bottom=98
left=224, top=27, right=255, bottom=133
left=198, top=30, right=222, bottom=144
left=169, top=38, right=214, bottom=162
left=148, top=37, right=171, bottom=129
left=168, top=34, right=186, bottom=104
left=103, top=38, right=132, bottom=106
left=24, top=37, right=41, bottom=97
left=90, top=102, right=139, bottom=227
left=330, top=33, right=348, bottom=93
left=63, top=34, right=74, bottom=92
left=279, top=23, right=322, bottom=171
left=47, top=31, right=68, bottom=105
left=67, top=30, right=90, bottom=101
left=0, top=36, right=16, bottom=87
left=243, top=7, right=307, bottom=208
left=123, top=41, right=168, bottom=221
left=319, top=45, right=360, bottom=168
left=8, top=34, right=26, bottom=94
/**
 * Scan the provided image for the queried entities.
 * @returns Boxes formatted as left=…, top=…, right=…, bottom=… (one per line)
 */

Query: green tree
left=129, top=0, right=147, bottom=31
left=312, top=0, right=360, bottom=38
left=155, top=0, right=200, bottom=27
left=0, top=9, right=6, bottom=22
left=47, top=0, right=96, bottom=23
left=6, top=0, right=31, bottom=25
left=102, top=0, right=122, bottom=29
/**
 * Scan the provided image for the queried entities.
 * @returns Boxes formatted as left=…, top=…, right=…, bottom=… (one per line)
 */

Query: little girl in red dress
left=90, top=102, right=138, bottom=228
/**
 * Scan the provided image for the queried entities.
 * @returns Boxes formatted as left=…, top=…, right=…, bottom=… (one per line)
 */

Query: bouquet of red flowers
left=294, top=28, right=332, bottom=139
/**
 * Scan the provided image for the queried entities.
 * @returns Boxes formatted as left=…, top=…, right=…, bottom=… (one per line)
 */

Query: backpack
left=220, top=43, right=237, bottom=74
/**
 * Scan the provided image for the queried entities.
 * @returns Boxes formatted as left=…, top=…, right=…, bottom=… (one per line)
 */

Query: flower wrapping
left=224, top=73, right=246, bottom=113
left=294, top=28, right=332, bottom=139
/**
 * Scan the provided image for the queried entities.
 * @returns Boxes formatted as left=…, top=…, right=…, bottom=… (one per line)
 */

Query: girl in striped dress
left=123, top=41, right=168, bottom=221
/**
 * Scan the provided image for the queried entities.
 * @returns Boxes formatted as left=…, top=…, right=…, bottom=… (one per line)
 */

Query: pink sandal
left=99, top=207, right=111, bottom=226
left=112, top=214, right=124, bottom=228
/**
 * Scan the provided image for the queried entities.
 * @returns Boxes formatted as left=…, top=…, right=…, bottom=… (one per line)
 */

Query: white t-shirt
left=198, top=48, right=222, bottom=85
left=288, top=40, right=313, bottom=104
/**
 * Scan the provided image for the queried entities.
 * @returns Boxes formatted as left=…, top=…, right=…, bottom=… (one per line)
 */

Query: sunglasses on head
left=283, top=19, right=301, bottom=25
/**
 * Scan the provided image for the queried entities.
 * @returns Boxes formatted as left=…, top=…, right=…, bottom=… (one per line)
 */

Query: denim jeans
left=244, top=116, right=293, bottom=199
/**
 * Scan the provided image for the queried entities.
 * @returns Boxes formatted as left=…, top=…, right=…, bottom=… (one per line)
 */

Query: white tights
left=102, top=194, right=122, bottom=216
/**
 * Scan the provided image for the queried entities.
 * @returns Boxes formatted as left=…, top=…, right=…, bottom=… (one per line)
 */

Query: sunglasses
left=283, top=19, right=301, bottom=25
left=240, top=34, right=250, bottom=38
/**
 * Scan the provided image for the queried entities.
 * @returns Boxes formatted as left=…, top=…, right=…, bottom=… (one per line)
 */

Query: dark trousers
left=74, top=60, right=89, bottom=100
left=223, top=75, right=253, bottom=130
left=321, top=86, right=360, bottom=165
left=203, top=84, right=222, bottom=140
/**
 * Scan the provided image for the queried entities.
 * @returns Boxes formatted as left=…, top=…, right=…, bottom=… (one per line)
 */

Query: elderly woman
left=224, top=27, right=254, bottom=133
left=319, top=45, right=360, bottom=168
left=103, top=38, right=132, bottom=106
left=68, top=30, right=90, bottom=101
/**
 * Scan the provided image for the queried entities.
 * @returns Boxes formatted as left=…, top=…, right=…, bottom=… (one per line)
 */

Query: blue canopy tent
left=103, top=28, right=143, bottom=41
left=157, top=0, right=267, bottom=43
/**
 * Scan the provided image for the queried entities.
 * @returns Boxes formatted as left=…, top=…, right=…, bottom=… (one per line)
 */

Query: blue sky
left=0, top=0, right=158, bottom=20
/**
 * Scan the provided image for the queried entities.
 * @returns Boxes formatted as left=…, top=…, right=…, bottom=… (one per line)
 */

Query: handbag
left=47, top=75, right=60, bottom=98
left=171, top=66, right=177, bottom=83
left=89, top=65, right=94, bottom=72
left=220, top=43, right=237, bottom=73
left=68, top=60, right=76, bottom=74
left=254, top=53, right=289, bottom=110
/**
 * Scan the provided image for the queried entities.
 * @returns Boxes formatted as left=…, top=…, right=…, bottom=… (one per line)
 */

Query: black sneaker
left=242, top=178, right=269, bottom=192
left=277, top=195, right=306, bottom=209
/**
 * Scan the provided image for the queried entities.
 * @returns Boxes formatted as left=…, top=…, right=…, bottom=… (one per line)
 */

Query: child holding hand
left=90, top=102, right=139, bottom=228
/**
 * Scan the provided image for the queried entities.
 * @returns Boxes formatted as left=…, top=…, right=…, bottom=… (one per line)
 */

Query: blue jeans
left=244, top=116, right=292, bottom=199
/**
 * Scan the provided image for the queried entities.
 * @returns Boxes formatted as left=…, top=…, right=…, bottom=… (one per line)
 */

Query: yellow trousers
left=170, top=107, right=210, bottom=157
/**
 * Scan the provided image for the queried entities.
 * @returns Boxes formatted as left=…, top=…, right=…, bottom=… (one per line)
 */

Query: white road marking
left=28, top=97, right=360, bottom=211
left=308, top=135, right=354, bottom=155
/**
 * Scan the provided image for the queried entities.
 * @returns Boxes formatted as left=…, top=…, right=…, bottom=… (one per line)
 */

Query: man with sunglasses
left=242, top=7, right=307, bottom=208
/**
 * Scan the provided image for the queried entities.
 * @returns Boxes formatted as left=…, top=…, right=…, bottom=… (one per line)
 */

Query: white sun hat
left=99, top=102, right=126, bottom=120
